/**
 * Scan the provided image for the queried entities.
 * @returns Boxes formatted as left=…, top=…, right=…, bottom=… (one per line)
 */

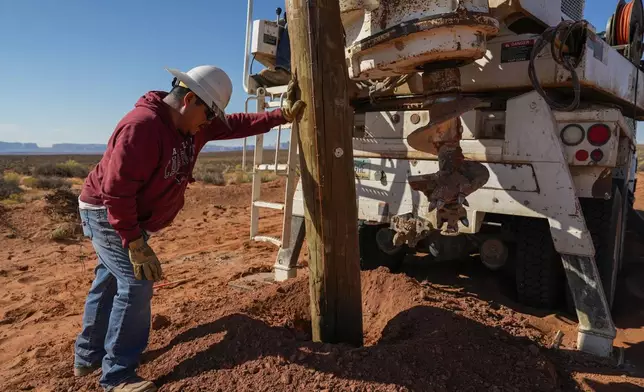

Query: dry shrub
left=33, top=160, right=89, bottom=178
left=50, top=222, right=79, bottom=241
left=260, top=172, right=278, bottom=183
left=3, top=172, right=21, bottom=186
left=227, top=170, right=252, bottom=185
left=0, top=158, right=32, bottom=175
left=193, top=162, right=227, bottom=185
left=199, top=171, right=226, bottom=185
left=0, top=177, right=22, bottom=200
left=28, top=176, right=71, bottom=190
left=21, top=176, right=38, bottom=188
left=44, top=188, right=80, bottom=222
left=43, top=189, right=81, bottom=241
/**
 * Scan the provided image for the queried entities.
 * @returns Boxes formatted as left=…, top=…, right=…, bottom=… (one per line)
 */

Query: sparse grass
left=0, top=150, right=290, bottom=188
left=0, top=155, right=100, bottom=177
left=1, top=193, right=23, bottom=205
left=191, top=150, right=288, bottom=186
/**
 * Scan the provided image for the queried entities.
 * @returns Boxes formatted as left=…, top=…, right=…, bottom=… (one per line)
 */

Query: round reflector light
left=587, top=124, right=611, bottom=146
left=575, top=149, right=589, bottom=161
left=561, top=124, right=585, bottom=146
left=590, top=149, right=604, bottom=162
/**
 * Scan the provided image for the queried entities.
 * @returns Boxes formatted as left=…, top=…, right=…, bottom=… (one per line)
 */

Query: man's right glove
left=282, top=78, right=306, bottom=123
left=128, top=237, right=163, bottom=281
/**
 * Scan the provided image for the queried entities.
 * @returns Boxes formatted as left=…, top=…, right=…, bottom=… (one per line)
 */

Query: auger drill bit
left=408, top=117, right=490, bottom=235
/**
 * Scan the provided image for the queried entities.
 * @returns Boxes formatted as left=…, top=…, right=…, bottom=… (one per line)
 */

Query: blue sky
left=0, top=0, right=639, bottom=146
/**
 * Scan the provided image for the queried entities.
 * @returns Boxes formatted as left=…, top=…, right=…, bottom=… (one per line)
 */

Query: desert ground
left=0, top=154, right=643, bottom=391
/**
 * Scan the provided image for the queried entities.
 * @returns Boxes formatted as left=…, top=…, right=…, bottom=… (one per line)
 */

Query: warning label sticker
left=500, top=39, right=535, bottom=63
left=263, top=33, right=277, bottom=46
left=354, top=159, right=370, bottom=180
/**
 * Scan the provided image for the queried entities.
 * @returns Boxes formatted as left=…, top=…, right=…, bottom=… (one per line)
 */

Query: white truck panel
left=460, top=33, right=644, bottom=118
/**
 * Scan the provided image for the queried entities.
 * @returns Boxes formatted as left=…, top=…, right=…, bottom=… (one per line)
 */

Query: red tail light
left=575, top=149, right=589, bottom=161
left=587, top=124, right=611, bottom=146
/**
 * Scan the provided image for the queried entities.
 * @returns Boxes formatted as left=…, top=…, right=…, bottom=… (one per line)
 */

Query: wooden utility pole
left=286, top=0, right=363, bottom=346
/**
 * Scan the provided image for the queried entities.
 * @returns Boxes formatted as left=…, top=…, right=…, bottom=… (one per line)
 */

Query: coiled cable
left=529, top=20, right=588, bottom=111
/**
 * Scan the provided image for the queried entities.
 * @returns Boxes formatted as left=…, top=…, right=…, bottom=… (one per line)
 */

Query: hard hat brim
left=166, top=68, right=231, bottom=129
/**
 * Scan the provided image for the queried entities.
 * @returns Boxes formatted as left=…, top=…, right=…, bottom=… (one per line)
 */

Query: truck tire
left=515, top=217, right=565, bottom=309
left=358, top=221, right=407, bottom=272
left=579, top=187, right=624, bottom=309
left=620, top=178, right=636, bottom=271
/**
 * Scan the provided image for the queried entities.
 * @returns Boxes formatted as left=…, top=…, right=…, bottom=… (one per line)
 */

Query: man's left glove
left=128, top=237, right=163, bottom=282
left=282, top=78, right=306, bottom=122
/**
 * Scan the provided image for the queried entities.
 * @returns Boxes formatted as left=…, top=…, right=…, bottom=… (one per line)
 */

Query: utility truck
left=241, top=0, right=642, bottom=358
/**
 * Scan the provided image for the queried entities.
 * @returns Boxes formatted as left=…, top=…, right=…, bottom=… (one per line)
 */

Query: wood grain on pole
left=285, top=0, right=363, bottom=346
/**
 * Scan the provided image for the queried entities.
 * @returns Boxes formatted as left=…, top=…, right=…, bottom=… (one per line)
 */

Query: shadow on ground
left=401, top=253, right=644, bottom=381
left=145, top=306, right=573, bottom=391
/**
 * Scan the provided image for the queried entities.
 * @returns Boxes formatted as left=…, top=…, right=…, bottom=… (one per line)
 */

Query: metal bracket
left=274, top=215, right=306, bottom=282
left=561, top=254, right=617, bottom=357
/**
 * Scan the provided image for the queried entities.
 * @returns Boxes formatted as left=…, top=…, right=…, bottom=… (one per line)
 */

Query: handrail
left=242, top=0, right=254, bottom=94
left=243, top=95, right=258, bottom=171
left=274, top=92, right=286, bottom=172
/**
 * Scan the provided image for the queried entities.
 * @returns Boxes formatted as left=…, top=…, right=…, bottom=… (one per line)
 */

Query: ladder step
left=271, top=124, right=292, bottom=131
left=253, top=201, right=285, bottom=210
left=266, top=101, right=284, bottom=109
left=252, top=236, right=282, bottom=247
left=265, top=85, right=289, bottom=95
left=256, top=164, right=288, bottom=172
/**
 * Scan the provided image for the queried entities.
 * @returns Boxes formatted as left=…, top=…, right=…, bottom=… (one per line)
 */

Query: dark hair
left=168, top=78, right=208, bottom=107
left=168, top=85, right=191, bottom=101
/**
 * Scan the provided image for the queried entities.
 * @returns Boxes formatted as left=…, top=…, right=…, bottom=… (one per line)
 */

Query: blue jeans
left=74, top=208, right=153, bottom=390
left=275, top=23, right=291, bottom=72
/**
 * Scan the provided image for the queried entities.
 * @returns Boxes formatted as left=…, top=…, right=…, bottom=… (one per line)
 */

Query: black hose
left=529, top=20, right=588, bottom=111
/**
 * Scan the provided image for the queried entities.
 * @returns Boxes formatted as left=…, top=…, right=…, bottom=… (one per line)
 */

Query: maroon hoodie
left=80, top=91, right=286, bottom=248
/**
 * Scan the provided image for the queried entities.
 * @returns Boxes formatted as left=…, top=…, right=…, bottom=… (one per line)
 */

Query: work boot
left=112, top=380, right=157, bottom=392
left=73, top=363, right=101, bottom=377
left=250, top=67, right=291, bottom=87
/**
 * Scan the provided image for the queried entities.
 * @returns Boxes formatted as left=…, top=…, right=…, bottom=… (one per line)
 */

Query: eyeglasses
left=196, top=96, right=216, bottom=122
left=171, top=77, right=216, bottom=121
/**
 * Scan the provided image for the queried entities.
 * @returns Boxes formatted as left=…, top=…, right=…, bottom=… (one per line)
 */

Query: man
left=73, top=65, right=304, bottom=392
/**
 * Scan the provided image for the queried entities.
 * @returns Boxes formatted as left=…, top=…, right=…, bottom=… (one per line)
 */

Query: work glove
left=282, top=78, right=306, bottom=122
left=128, top=237, right=163, bottom=281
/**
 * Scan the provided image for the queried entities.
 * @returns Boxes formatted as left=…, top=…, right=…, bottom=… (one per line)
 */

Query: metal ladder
left=243, top=85, right=303, bottom=281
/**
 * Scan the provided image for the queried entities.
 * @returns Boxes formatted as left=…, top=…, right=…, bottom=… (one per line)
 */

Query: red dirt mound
left=143, top=268, right=568, bottom=391
left=1, top=176, right=642, bottom=391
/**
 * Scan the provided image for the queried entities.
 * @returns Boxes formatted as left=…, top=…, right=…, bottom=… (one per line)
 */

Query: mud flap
left=274, top=215, right=306, bottom=281
left=561, top=254, right=616, bottom=357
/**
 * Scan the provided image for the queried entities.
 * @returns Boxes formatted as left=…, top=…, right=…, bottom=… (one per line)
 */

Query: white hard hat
left=166, top=65, right=233, bottom=125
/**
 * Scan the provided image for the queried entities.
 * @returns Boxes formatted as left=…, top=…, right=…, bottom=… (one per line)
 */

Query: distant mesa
left=0, top=141, right=290, bottom=155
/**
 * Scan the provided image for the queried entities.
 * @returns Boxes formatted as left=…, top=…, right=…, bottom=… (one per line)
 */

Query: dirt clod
left=151, top=314, right=171, bottom=330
